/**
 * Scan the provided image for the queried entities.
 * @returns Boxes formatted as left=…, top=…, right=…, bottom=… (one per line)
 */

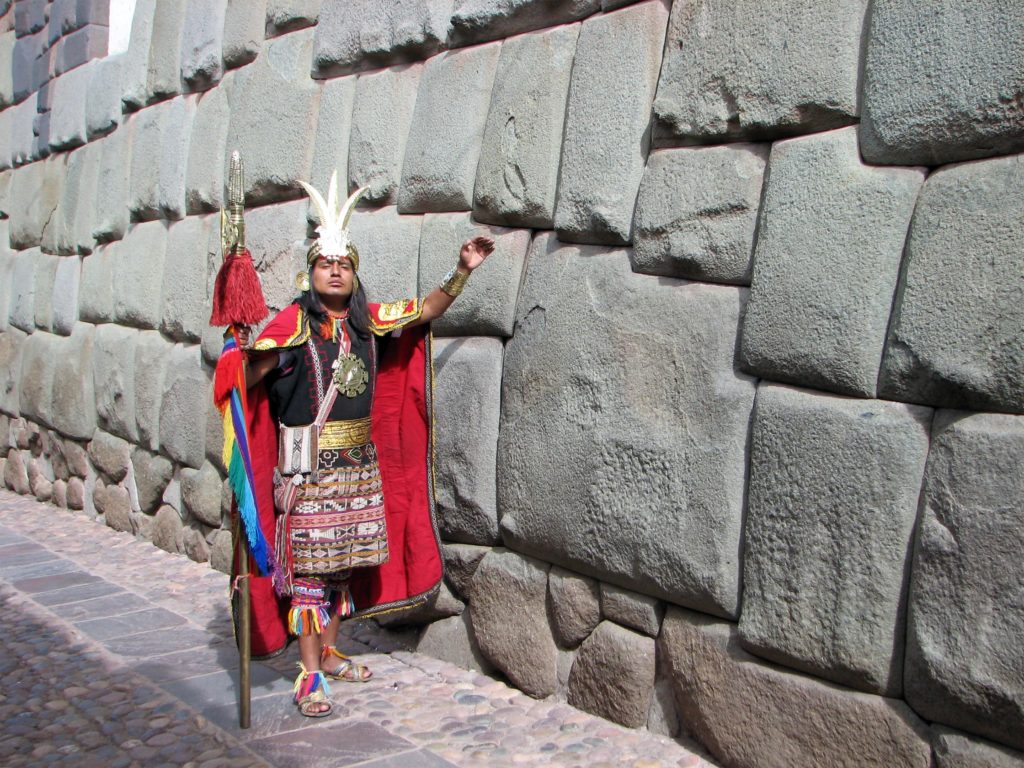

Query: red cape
left=234, top=302, right=443, bottom=658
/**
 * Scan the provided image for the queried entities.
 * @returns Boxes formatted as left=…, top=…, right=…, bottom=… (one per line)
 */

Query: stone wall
left=1, top=1, right=1022, bottom=766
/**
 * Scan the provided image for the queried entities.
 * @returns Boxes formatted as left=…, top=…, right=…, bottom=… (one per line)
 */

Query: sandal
left=293, top=664, right=333, bottom=717
left=321, top=645, right=373, bottom=683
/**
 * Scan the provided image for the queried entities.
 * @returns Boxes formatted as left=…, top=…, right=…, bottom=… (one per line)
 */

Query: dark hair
left=296, top=266, right=371, bottom=340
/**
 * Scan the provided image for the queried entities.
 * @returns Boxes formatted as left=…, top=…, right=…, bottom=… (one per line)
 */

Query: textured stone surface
left=135, top=330, right=173, bottom=452
left=183, top=526, right=210, bottom=563
left=88, top=430, right=132, bottom=483
left=311, top=0, right=452, bottom=77
left=185, top=84, right=230, bottom=214
left=307, top=74, right=356, bottom=200
left=600, top=583, right=663, bottom=638
left=129, top=97, right=196, bottom=221
left=131, top=447, right=173, bottom=514
left=0, top=240, right=11, bottom=333
left=54, top=141, right=101, bottom=257
left=92, top=128, right=131, bottom=242
left=17, top=331, right=58, bottom=428
left=209, top=527, right=234, bottom=573
left=8, top=159, right=63, bottom=250
left=50, top=257, right=81, bottom=335
left=245, top=199, right=308, bottom=312
left=632, top=144, right=767, bottom=285
left=548, top=565, right=600, bottom=649
left=861, top=2, right=1024, bottom=165
left=32, top=254, right=59, bottom=332
left=120, top=0, right=158, bottom=111
left=50, top=323, right=97, bottom=440
left=93, top=323, right=139, bottom=441
left=499, top=234, right=755, bottom=619
left=347, top=63, right=422, bottom=205
left=113, top=221, right=168, bottom=330
left=346, top=206, right=422, bottom=303
left=85, top=54, right=122, bottom=139
left=0, top=30, right=13, bottom=108
left=8, top=98, right=37, bottom=168
left=222, top=0, right=267, bottom=68
left=377, top=580, right=465, bottom=627
left=879, top=154, right=1024, bottom=414
left=4, top=448, right=28, bottom=494
left=432, top=337, right=502, bottom=545
left=8, top=248, right=37, bottom=333
left=98, top=483, right=134, bottom=533
left=180, top=461, right=223, bottom=528
left=654, top=0, right=865, bottom=143
left=397, top=41, right=501, bottom=214
left=568, top=620, right=655, bottom=728
left=227, top=28, right=319, bottom=205
left=161, top=214, right=216, bottom=343
left=905, top=411, right=1024, bottom=750
left=0, top=328, right=26, bottom=415
left=78, top=245, right=115, bottom=323
left=180, top=0, right=227, bottom=90
left=441, top=542, right=489, bottom=600
left=661, top=607, right=932, bottom=768
left=47, top=61, right=91, bottom=150
left=145, top=0, right=187, bottom=101
left=933, top=727, right=1024, bottom=768
left=416, top=611, right=494, bottom=675
left=469, top=549, right=558, bottom=697
left=419, top=213, right=529, bottom=337
left=266, top=0, right=320, bottom=36
left=152, top=504, right=184, bottom=553
left=553, top=0, right=669, bottom=245
left=473, top=23, right=578, bottom=229
left=740, top=384, right=931, bottom=696
left=66, top=475, right=85, bottom=508
left=739, top=127, right=924, bottom=397
left=159, top=344, right=209, bottom=468
left=448, top=0, right=597, bottom=45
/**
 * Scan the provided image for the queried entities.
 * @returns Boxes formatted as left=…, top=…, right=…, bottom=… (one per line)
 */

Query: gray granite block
left=50, top=322, right=97, bottom=439
left=112, top=220, right=168, bottom=330
left=266, top=0, right=320, bottom=37
left=134, top=329, right=173, bottom=451
left=50, top=255, right=81, bottom=335
left=84, top=54, right=122, bottom=139
left=739, top=126, right=924, bottom=397
left=159, top=343, right=210, bottom=468
left=78, top=244, right=115, bottom=323
left=185, top=83, right=231, bottom=214
left=161, top=214, right=217, bottom=343
left=145, top=0, right=187, bottom=101
left=180, top=0, right=227, bottom=91
left=92, top=127, right=131, bottom=242
left=553, top=0, right=669, bottom=245
left=448, top=0, right=598, bottom=46
left=120, top=0, right=157, bottom=111
left=93, top=323, right=140, bottom=442
left=346, top=206, right=422, bottom=304
left=222, top=0, right=266, bottom=69
left=307, top=74, right=356, bottom=204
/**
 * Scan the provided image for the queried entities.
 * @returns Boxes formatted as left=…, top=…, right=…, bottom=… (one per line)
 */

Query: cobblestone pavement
left=0, top=490, right=716, bottom=768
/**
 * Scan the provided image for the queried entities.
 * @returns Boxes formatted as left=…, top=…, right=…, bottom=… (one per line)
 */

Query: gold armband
left=440, top=266, right=470, bottom=297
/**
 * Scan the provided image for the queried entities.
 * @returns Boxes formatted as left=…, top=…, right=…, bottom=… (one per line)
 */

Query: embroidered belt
left=319, top=417, right=372, bottom=449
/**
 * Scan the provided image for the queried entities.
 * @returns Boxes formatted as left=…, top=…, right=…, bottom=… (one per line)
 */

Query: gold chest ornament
left=332, top=352, right=368, bottom=398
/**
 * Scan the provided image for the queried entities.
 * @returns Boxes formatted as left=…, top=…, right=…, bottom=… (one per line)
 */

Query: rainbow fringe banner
left=213, top=331, right=272, bottom=575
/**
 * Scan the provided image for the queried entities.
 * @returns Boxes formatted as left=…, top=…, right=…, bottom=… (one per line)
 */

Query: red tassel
left=210, top=249, right=269, bottom=326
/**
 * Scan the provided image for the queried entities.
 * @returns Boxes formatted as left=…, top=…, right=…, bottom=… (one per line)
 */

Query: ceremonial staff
left=210, top=151, right=270, bottom=729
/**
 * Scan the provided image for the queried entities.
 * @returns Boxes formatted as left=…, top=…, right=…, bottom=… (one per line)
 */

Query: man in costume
left=238, top=173, right=493, bottom=716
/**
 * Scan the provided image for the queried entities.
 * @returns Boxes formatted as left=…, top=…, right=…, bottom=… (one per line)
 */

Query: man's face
left=311, top=256, right=354, bottom=302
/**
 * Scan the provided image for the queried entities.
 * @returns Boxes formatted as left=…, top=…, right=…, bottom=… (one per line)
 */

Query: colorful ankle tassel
left=333, top=585, right=356, bottom=618
left=293, top=663, right=330, bottom=702
left=288, top=604, right=332, bottom=636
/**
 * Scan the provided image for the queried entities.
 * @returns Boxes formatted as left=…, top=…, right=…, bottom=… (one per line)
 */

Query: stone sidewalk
left=0, top=490, right=715, bottom=768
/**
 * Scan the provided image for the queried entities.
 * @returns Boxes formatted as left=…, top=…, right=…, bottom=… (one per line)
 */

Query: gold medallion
left=332, top=353, right=368, bottom=398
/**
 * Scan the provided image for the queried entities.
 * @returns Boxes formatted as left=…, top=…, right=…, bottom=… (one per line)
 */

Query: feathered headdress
left=298, top=172, right=366, bottom=269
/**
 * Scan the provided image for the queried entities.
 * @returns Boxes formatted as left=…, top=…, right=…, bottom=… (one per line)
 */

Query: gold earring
left=295, top=271, right=310, bottom=291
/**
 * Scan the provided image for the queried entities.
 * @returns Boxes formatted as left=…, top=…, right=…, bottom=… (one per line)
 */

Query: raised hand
left=459, top=236, right=496, bottom=272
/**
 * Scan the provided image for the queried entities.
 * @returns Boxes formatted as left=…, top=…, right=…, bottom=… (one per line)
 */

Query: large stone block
left=0, top=30, right=14, bottom=108
left=418, top=213, right=528, bottom=337
left=246, top=198, right=309, bottom=312
left=131, top=447, right=173, bottom=514
left=121, top=0, right=158, bottom=111
left=307, top=74, right=356, bottom=204
left=0, top=239, right=12, bottom=333
left=180, top=0, right=227, bottom=91
left=226, top=29, right=320, bottom=206
left=469, top=549, right=558, bottom=698
left=113, top=220, right=168, bottom=330
left=448, top=0, right=598, bottom=46
left=92, top=323, right=140, bottom=442
left=145, top=0, right=187, bottom=102
left=78, top=244, right=115, bottom=323
left=739, top=127, right=924, bottom=397
left=47, top=62, right=91, bottom=150
left=498, top=234, right=755, bottom=619
left=92, top=128, right=131, bottom=243
left=266, top=0, right=320, bottom=36
left=933, top=727, right=1024, bottom=768
left=0, top=107, right=13, bottom=171
left=162, top=215, right=216, bottom=343
left=631, top=144, right=768, bottom=285
left=9, top=248, right=38, bottom=332
left=346, top=206, right=421, bottom=303
left=739, top=384, right=931, bottom=696
left=9, top=98, right=37, bottom=168
left=567, top=620, right=655, bottom=728
left=311, top=0, right=451, bottom=78
left=52, top=141, right=100, bottom=256
left=397, top=42, right=501, bottom=214
left=547, top=565, right=600, bottom=649
left=18, top=331, right=58, bottom=427
left=8, top=158, right=64, bottom=250
left=879, top=154, right=1024, bottom=414
left=553, top=0, right=669, bottom=245
left=861, top=2, right=1024, bottom=166
left=159, top=343, right=209, bottom=468
left=0, top=327, right=27, bottom=416
left=11, top=30, right=44, bottom=104
left=50, top=256, right=81, bottom=335
left=32, top=253, right=59, bottom=332
left=905, top=411, right=1024, bottom=750
left=129, top=97, right=197, bottom=221
left=653, top=0, right=865, bottom=144
left=441, top=542, right=489, bottom=600
left=432, top=337, right=502, bottom=545
left=472, top=23, right=578, bottom=229
left=600, top=583, right=663, bottom=638
left=135, top=330, right=172, bottom=451
left=85, top=54, right=122, bottom=139
left=665, top=610, right=932, bottom=768
left=416, top=611, right=493, bottom=675
left=185, top=83, right=231, bottom=214
left=50, top=322, right=96, bottom=440
left=347, top=63, right=422, bottom=206
left=181, top=461, right=223, bottom=527
left=222, top=0, right=266, bottom=69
